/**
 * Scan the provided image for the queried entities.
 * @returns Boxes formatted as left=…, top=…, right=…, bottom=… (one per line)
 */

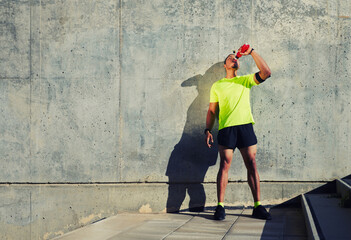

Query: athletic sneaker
left=252, top=205, right=272, bottom=220
left=214, top=205, right=225, bottom=220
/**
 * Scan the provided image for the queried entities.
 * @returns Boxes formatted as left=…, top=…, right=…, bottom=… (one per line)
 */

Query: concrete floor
left=54, top=207, right=307, bottom=240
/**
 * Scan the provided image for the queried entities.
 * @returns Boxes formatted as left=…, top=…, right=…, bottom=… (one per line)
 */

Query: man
left=205, top=45, right=272, bottom=220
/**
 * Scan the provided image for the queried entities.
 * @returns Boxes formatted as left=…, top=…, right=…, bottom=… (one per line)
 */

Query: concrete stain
left=43, top=230, right=65, bottom=240
left=139, top=204, right=152, bottom=213
left=79, top=213, right=103, bottom=225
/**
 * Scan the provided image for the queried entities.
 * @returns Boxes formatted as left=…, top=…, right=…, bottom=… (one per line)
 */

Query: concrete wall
left=1, top=0, right=350, bottom=239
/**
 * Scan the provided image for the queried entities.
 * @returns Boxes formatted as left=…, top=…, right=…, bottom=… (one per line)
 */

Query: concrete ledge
left=301, top=194, right=320, bottom=240
left=336, top=179, right=351, bottom=199
left=0, top=182, right=323, bottom=239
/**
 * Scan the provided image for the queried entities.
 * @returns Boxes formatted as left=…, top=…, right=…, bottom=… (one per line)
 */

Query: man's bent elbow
left=262, top=69, right=271, bottom=80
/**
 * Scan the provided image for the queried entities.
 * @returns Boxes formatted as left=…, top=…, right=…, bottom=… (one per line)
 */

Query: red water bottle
left=235, top=43, right=250, bottom=59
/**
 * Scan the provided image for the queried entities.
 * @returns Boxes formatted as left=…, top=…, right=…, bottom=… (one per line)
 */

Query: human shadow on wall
left=166, top=62, right=225, bottom=213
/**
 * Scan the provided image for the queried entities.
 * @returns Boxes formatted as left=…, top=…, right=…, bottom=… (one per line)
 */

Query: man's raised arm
left=241, top=47, right=271, bottom=85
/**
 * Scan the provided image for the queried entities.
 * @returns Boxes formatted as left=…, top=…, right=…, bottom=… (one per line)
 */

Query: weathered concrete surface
left=54, top=208, right=307, bottom=240
left=0, top=182, right=319, bottom=239
left=1, top=0, right=350, bottom=182
left=1, top=0, right=351, bottom=239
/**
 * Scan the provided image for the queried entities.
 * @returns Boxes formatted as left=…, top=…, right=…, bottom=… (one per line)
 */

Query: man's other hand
left=205, top=132, right=214, bottom=148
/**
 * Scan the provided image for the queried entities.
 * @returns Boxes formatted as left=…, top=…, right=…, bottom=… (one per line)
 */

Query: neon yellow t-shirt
left=210, top=74, right=257, bottom=130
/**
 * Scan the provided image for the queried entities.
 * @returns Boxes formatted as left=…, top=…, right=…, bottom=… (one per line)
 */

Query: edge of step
left=336, top=179, right=351, bottom=198
left=301, top=194, right=320, bottom=240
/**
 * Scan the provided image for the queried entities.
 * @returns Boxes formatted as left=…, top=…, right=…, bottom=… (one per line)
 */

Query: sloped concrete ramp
left=54, top=207, right=307, bottom=240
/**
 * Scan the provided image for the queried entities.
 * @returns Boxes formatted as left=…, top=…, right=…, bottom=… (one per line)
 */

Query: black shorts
left=217, top=123, right=257, bottom=150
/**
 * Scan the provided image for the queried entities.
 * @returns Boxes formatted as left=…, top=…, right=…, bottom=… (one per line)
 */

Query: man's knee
left=219, top=158, right=231, bottom=172
left=246, top=157, right=257, bottom=172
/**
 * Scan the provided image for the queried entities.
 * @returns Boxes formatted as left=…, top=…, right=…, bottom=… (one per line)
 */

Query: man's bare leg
left=214, top=145, right=234, bottom=220
left=239, top=144, right=260, bottom=202
left=240, top=145, right=271, bottom=220
left=217, top=145, right=234, bottom=203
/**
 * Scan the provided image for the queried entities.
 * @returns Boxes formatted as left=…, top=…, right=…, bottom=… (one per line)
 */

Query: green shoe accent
left=254, top=201, right=261, bottom=208
left=218, top=202, right=224, bottom=207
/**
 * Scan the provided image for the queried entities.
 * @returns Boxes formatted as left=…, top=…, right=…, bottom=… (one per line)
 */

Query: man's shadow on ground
left=165, top=62, right=225, bottom=213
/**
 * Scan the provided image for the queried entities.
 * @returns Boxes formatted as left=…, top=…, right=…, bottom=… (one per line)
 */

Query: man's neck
left=225, top=69, right=238, bottom=79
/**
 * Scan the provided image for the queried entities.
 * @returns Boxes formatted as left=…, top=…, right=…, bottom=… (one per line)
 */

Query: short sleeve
left=210, top=83, right=218, bottom=103
left=245, top=74, right=257, bottom=88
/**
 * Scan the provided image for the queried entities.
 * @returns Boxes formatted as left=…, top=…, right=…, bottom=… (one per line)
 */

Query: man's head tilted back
left=224, top=54, right=239, bottom=70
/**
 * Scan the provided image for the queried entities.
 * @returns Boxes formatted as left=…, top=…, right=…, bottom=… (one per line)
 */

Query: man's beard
left=232, top=62, right=238, bottom=69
